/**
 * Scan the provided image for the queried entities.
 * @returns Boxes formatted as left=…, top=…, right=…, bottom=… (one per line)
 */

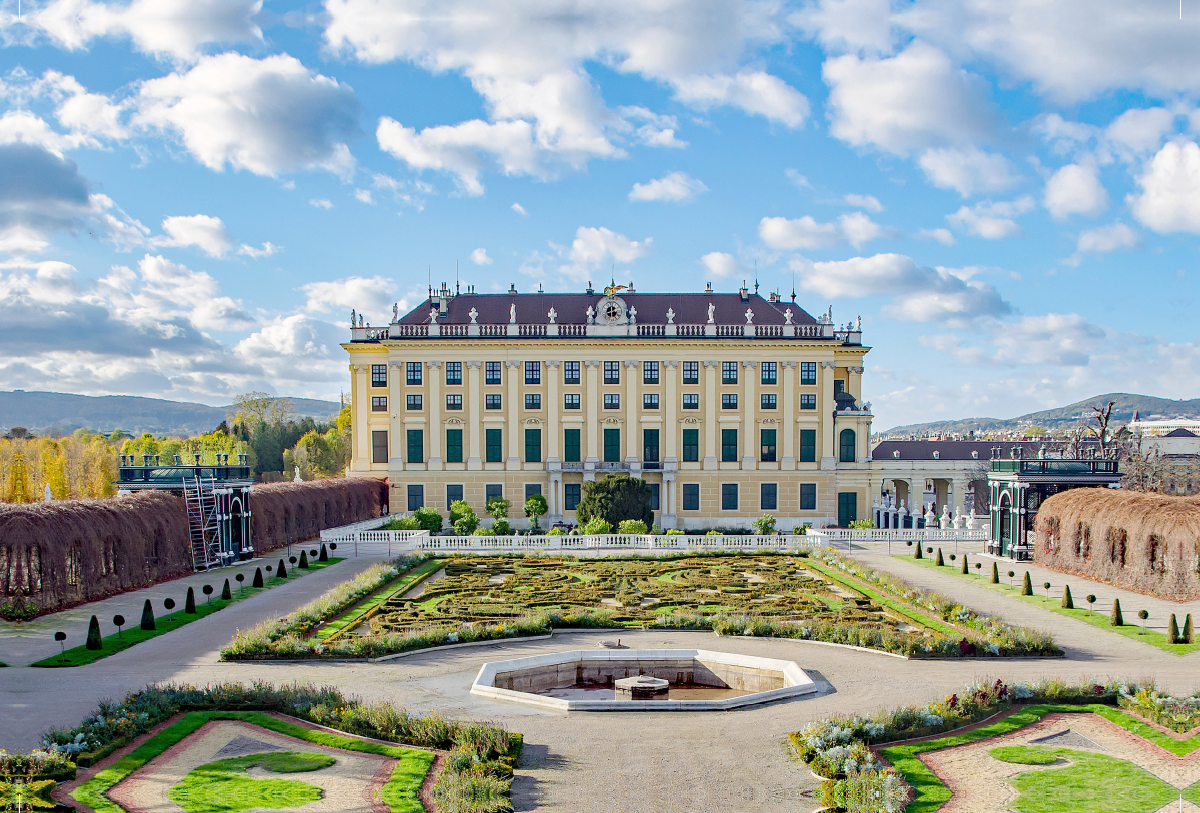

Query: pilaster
left=465, top=360, right=482, bottom=470
left=703, top=360, right=718, bottom=470
left=781, top=361, right=796, bottom=470
left=505, top=360, right=521, bottom=469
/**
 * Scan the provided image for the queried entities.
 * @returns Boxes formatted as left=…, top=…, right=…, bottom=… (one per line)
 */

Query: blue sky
left=1, top=0, right=1198, bottom=429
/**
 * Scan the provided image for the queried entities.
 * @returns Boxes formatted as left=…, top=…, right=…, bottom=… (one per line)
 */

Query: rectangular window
left=721, top=483, right=738, bottom=511
left=722, top=361, right=738, bottom=384
left=721, top=428, right=738, bottom=462
left=643, top=393, right=659, bottom=410
left=800, top=483, right=817, bottom=510
left=525, top=361, right=541, bottom=384
left=800, top=429, right=816, bottom=462
left=446, top=394, right=463, bottom=410
left=604, top=361, right=620, bottom=384
left=682, top=361, right=699, bottom=384
left=446, top=429, right=463, bottom=463
left=564, top=361, right=580, bottom=384
left=761, top=362, right=777, bottom=385
left=406, top=394, right=422, bottom=411
left=564, top=429, right=581, bottom=462
left=525, top=483, right=541, bottom=500
left=682, top=393, right=699, bottom=410
left=371, top=364, right=387, bottom=387
left=406, top=361, right=422, bottom=386
left=649, top=482, right=660, bottom=511
left=485, top=361, right=502, bottom=385
left=525, top=393, right=542, bottom=410
left=564, top=393, right=581, bottom=410
left=721, top=393, right=738, bottom=410
left=564, top=483, right=581, bottom=511
left=604, top=393, right=620, bottom=410
left=485, top=428, right=503, bottom=463
left=760, top=483, right=777, bottom=511
left=643, top=361, right=659, bottom=384
left=407, top=484, right=424, bottom=512
left=406, top=429, right=423, bottom=464
left=643, top=429, right=659, bottom=463
left=800, top=394, right=817, bottom=410
left=834, top=379, right=845, bottom=394
left=801, top=361, right=817, bottom=386
left=371, top=430, right=388, bottom=464
left=683, top=483, right=700, bottom=511
left=445, top=362, right=462, bottom=385
left=760, top=429, right=777, bottom=462
left=371, top=396, right=387, bottom=411
left=485, top=483, right=503, bottom=503
left=446, top=484, right=463, bottom=506
left=525, top=428, right=541, bottom=463
left=603, top=428, right=621, bottom=462
left=760, top=393, right=777, bottom=410
left=485, top=394, right=502, bottom=410
left=682, top=429, right=699, bottom=462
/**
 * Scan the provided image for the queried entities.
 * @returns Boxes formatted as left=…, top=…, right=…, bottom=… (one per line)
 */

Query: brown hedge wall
left=1034, top=488, right=1200, bottom=601
left=0, top=477, right=388, bottom=615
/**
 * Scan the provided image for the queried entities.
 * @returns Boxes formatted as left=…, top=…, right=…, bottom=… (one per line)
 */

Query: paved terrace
left=4, top=550, right=1200, bottom=812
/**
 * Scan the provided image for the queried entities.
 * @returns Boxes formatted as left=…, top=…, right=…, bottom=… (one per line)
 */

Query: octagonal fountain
left=470, top=649, right=817, bottom=711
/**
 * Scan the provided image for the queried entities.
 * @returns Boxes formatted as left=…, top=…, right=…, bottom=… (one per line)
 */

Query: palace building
left=342, top=282, right=874, bottom=530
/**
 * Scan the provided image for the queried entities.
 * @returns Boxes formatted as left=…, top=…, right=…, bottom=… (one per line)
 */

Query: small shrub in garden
left=1138, top=609, right=1150, bottom=628
left=1021, top=572, right=1033, bottom=596
left=1170, top=614, right=1180, bottom=644
left=202, top=585, right=214, bottom=603
left=319, top=544, right=328, bottom=562
left=1186, top=614, right=1195, bottom=643
left=617, top=519, right=647, bottom=534
left=1061, top=585, right=1073, bottom=609
left=278, top=559, right=287, bottom=578
left=935, top=548, right=944, bottom=566
left=752, top=514, right=776, bottom=535
left=113, top=614, right=125, bottom=637
left=86, top=615, right=102, bottom=651
left=991, top=562, right=999, bottom=584
left=414, top=506, right=443, bottom=532
left=579, top=516, right=612, bottom=535
left=185, top=587, right=196, bottom=614
left=1086, top=594, right=1096, bottom=612
left=140, top=599, right=155, bottom=631
left=253, top=568, right=264, bottom=588
left=221, top=579, right=232, bottom=601
left=164, top=598, right=176, bottom=620
left=491, top=518, right=512, bottom=536
left=1043, top=581, right=1051, bottom=597
left=960, top=555, right=968, bottom=574
left=914, top=543, right=922, bottom=560
left=299, top=550, right=310, bottom=569
left=1111, top=598, right=1124, bottom=626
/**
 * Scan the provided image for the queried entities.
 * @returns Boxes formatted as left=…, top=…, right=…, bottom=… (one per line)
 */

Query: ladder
left=184, top=475, right=223, bottom=571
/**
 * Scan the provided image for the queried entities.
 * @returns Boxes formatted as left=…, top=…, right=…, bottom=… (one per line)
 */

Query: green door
left=837, top=492, right=857, bottom=527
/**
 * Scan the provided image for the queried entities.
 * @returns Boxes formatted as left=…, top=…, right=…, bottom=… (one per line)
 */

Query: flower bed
left=1119, top=687, right=1200, bottom=733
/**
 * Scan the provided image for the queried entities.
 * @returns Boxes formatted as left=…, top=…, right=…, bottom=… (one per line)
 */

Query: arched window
left=839, top=429, right=856, bottom=463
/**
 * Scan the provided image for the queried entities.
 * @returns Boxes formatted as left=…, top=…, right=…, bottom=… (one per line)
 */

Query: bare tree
left=1089, top=400, right=1116, bottom=458
left=1064, top=416, right=1089, bottom=459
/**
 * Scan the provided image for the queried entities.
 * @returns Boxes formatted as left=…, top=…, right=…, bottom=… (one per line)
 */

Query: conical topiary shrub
left=277, top=559, right=287, bottom=578
left=299, top=550, right=310, bottom=569
left=253, top=567, right=264, bottom=588
left=1061, top=584, right=1074, bottom=609
left=935, top=548, right=945, bottom=567
left=140, top=599, right=156, bottom=631
left=185, top=586, right=197, bottom=614
left=86, top=615, right=102, bottom=650
left=961, top=554, right=969, bottom=574
left=319, top=543, right=329, bottom=562
left=914, top=543, right=923, bottom=560
left=1021, top=571, right=1033, bottom=596
left=991, top=562, right=999, bottom=584
left=221, top=579, right=232, bottom=601
left=1110, top=598, right=1124, bottom=627
left=1170, top=614, right=1180, bottom=644
left=1185, top=614, right=1194, bottom=644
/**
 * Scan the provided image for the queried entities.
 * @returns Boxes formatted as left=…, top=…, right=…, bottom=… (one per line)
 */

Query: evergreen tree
left=1169, top=614, right=1180, bottom=644
left=1021, top=571, right=1033, bottom=596
left=221, top=579, right=231, bottom=600
left=1185, top=614, right=1194, bottom=644
left=185, top=586, right=197, bottom=614
left=961, top=554, right=969, bottom=574
left=1061, top=584, right=1074, bottom=609
left=86, top=615, right=102, bottom=650
left=140, top=599, right=156, bottom=631
left=935, top=548, right=944, bottom=566
left=991, top=562, right=999, bottom=584
left=277, top=558, right=287, bottom=578
left=1110, top=598, right=1124, bottom=627
left=253, top=567, right=264, bottom=588
left=914, top=543, right=923, bottom=560
left=299, top=550, right=309, bottom=569
left=574, top=473, right=654, bottom=529
left=319, top=543, right=328, bottom=562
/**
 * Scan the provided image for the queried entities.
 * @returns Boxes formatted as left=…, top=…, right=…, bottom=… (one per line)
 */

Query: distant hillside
left=882, top=393, right=1200, bottom=436
left=0, top=391, right=342, bottom=437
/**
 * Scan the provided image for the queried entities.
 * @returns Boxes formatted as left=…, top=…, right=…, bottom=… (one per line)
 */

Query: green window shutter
left=799, top=429, right=816, bottom=462
left=525, top=429, right=542, bottom=463
left=564, top=429, right=581, bottom=462
left=721, top=428, right=738, bottom=462
left=682, top=429, right=699, bottom=462
left=406, top=429, right=423, bottom=464
left=603, top=428, right=621, bottom=462
left=839, top=428, right=856, bottom=463
left=445, top=429, right=463, bottom=463
left=643, top=429, right=659, bottom=462
left=760, top=429, right=776, bottom=462
left=485, top=428, right=503, bottom=463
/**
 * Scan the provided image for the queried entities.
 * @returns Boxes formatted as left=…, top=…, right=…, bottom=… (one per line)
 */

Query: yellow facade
left=343, top=290, right=876, bottom=530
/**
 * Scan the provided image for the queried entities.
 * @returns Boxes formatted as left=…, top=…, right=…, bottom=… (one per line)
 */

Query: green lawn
left=314, top=558, right=443, bottom=641
left=905, top=554, right=1200, bottom=655
left=168, top=751, right=333, bottom=813
left=1004, top=747, right=1184, bottom=813
left=33, top=559, right=344, bottom=667
left=71, top=710, right=432, bottom=813
left=802, top=559, right=963, bottom=638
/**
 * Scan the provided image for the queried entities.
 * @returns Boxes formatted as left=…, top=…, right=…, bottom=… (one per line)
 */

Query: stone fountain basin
left=469, top=649, right=817, bottom=711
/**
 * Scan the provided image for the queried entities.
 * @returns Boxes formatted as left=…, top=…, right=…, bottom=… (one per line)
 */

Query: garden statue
left=44, top=483, right=52, bottom=502
left=294, top=466, right=302, bottom=482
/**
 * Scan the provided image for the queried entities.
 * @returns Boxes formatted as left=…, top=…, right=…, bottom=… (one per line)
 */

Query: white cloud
left=930, top=314, right=1109, bottom=367
left=471, top=247, right=492, bottom=265
left=619, top=107, right=688, bottom=148
left=39, top=72, right=129, bottom=142
left=785, top=168, right=811, bottom=189
left=629, top=171, right=707, bottom=203
left=670, top=71, right=808, bottom=127
left=232, top=314, right=347, bottom=386
left=946, top=196, right=1035, bottom=239
left=792, top=0, right=894, bottom=55
left=0, top=142, right=92, bottom=253
left=300, top=275, right=400, bottom=322
left=134, top=53, right=360, bottom=177
left=789, top=252, right=1010, bottom=322
left=0, top=109, right=89, bottom=153
left=1106, top=107, right=1177, bottom=157
left=309, top=198, right=333, bottom=209
left=511, top=202, right=527, bottom=216
left=154, top=214, right=232, bottom=257
left=1043, top=162, right=1108, bottom=219
left=843, top=193, right=883, bottom=212
left=1075, top=221, right=1140, bottom=255
left=32, top=0, right=264, bottom=60
left=376, top=117, right=538, bottom=195
left=560, top=226, right=651, bottom=278
left=700, top=251, right=741, bottom=278
left=918, top=227, right=955, bottom=246
left=354, top=188, right=374, bottom=204
left=238, top=241, right=277, bottom=258
left=759, top=212, right=886, bottom=249
left=1128, top=140, right=1200, bottom=234
left=918, top=146, right=1019, bottom=196
left=822, top=42, right=998, bottom=155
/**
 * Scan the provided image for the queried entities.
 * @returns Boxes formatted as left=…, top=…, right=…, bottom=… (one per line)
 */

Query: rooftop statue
left=469, top=307, right=478, bottom=324
left=745, top=308, right=754, bottom=324
left=509, top=302, right=517, bottom=323
left=666, top=307, right=675, bottom=324
left=603, top=282, right=629, bottom=298
left=707, top=302, right=715, bottom=323
left=784, top=308, right=793, bottom=325
left=547, top=307, right=557, bottom=324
